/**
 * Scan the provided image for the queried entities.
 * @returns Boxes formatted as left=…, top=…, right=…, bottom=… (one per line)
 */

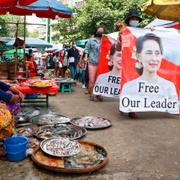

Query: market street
left=0, top=84, right=180, bottom=180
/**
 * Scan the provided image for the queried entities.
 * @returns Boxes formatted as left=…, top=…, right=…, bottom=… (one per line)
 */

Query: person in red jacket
left=24, top=49, right=38, bottom=77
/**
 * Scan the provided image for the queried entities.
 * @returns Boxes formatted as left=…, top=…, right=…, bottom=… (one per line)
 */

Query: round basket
left=31, top=141, right=109, bottom=174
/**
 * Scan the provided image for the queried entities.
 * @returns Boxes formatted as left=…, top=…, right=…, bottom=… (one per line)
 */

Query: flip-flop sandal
left=89, top=96, right=95, bottom=101
left=128, top=112, right=138, bottom=119
left=96, top=95, right=103, bottom=102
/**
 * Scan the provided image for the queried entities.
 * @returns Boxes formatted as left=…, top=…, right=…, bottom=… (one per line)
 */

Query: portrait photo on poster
left=120, top=32, right=179, bottom=114
left=93, top=43, right=121, bottom=98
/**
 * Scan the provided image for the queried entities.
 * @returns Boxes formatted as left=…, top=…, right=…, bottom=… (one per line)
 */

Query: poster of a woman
left=93, top=43, right=121, bottom=98
left=120, top=33, right=179, bottom=114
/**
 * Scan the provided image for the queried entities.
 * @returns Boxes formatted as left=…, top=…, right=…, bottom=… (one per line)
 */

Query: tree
left=28, top=29, right=41, bottom=38
left=52, top=0, right=154, bottom=43
left=0, top=16, right=11, bottom=37
left=52, top=14, right=81, bottom=44
left=0, top=15, right=28, bottom=38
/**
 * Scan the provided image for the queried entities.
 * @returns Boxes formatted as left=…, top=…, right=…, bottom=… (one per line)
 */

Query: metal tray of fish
left=54, top=78, right=75, bottom=83
left=40, top=137, right=81, bottom=157
left=70, top=116, right=112, bottom=129
left=28, top=137, right=40, bottom=149
left=16, top=127, right=34, bottom=137
left=34, top=124, right=87, bottom=140
left=30, top=80, right=52, bottom=88
left=16, top=107, right=41, bottom=123
left=35, top=113, right=71, bottom=125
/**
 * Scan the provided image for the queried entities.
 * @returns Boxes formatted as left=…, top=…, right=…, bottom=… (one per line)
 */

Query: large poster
left=119, top=27, right=180, bottom=114
left=93, top=33, right=121, bottom=98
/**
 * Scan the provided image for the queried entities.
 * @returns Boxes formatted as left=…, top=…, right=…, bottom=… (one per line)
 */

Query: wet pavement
left=0, top=84, right=180, bottom=180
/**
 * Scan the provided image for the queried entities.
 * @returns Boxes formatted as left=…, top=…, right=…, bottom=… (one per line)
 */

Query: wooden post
left=15, top=22, right=19, bottom=77
left=47, top=19, right=51, bottom=43
left=24, top=16, right=26, bottom=52
left=24, top=16, right=27, bottom=78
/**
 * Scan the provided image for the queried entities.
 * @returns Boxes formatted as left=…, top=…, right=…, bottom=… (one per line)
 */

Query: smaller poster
left=93, top=33, right=121, bottom=98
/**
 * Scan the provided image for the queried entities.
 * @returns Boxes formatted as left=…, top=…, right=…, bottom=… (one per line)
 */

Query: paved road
left=0, top=84, right=180, bottom=180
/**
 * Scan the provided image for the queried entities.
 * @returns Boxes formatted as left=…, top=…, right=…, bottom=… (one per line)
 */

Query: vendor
left=24, top=49, right=38, bottom=76
left=0, top=103, right=14, bottom=141
left=0, top=81, right=24, bottom=116
left=29, top=49, right=38, bottom=75
left=0, top=105, right=13, bottom=157
left=0, top=81, right=24, bottom=149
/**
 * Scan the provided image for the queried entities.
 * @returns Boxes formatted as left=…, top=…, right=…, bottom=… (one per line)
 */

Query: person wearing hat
left=125, top=9, right=142, bottom=27
left=116, top=9, right=143, bottom=118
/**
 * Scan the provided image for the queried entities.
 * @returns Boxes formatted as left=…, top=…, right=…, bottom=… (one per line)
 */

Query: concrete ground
left=0, top=84, right=180, bottom=180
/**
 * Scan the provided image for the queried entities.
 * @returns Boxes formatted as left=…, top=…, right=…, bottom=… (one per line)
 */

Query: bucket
left=4, top=136, right=28, bottom=161
left=6, top=150, right=26, bottom=162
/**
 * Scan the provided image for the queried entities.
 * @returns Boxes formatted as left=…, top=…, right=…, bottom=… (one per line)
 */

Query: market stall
left=16, top=79, right=58, bottom=107
left=0, top=61, right=17, bottom=80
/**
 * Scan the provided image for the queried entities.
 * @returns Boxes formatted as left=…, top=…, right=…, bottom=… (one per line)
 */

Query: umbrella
left=6, top=37, right=53, bottom=49
left=143, top=0, right=180, bottom=22
left=17, top=0, right=72, bottom=18
left=0, top=0, right=37, bottom=6
left=0, top=0, right=72, bottom=18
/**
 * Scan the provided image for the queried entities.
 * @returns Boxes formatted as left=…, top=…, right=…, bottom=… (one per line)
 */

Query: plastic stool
left=61, top=83, right=72, bottom=93
left=25, top=93, right=39, bottom=99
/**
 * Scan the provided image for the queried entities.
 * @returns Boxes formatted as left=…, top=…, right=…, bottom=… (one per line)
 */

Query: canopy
left=143, top=0, right=180, bottom=22
left=6, top=37, right=52, bottom=49
left=16, top=0, right=72, bottom=18
left=0, top=0, right=37, bottom=7
left=0, top=0, right=72, bottom=18
left=0, top=0, right=72, bottom=19
left=2, top=49, right=26, bottom=61
left=76, top=39, right=88, bottom=48
left=145, top=18, right=180, bottom=29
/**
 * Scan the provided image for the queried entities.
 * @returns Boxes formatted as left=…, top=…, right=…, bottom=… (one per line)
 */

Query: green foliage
left=52, top=0, right=154, bottom=44
left=52, top=16, right=81, bottom=44
left=0, top=42, right=7, bottom=49
left=0, top=16, right=11, bottom=37
left=0, top=15, right=28, bottom=38
left=28, top=29, right=40, bottom=38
